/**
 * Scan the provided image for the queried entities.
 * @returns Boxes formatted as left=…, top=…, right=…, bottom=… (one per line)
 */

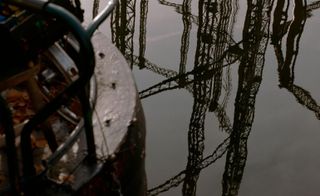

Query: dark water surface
left=90, top=0, right=320, bottom=195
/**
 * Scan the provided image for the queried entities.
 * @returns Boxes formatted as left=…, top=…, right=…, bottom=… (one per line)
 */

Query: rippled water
left=90, top=0, right=320, bottom=195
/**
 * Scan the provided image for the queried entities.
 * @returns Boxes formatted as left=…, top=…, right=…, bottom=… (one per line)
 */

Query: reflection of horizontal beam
left=137, top=53, right=239, bottom=99
left=134, top=52, right=237, bottom=133
left=148, top=137, right=230, bottom=196
left=136, top=37, right=243, bottom=98
left=158, top=0, right=199, bottom=24
left=307, top=1, right=320, bottom=12
left=158, top=0, right=178, bottom=7
left=132, top=56, right=178, bottom=78
left=284, top=84, right=320, bottom=119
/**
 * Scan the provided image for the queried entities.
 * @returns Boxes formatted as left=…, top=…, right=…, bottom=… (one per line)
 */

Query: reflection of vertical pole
left=120, top=0, right=127, bottom=54
left=283, top=0, right=305, bottom=77
left=182, top=0, right=217, bottom=194
left=210, top=0, right=236, bottom=112
left=111, top=0, right=126, bottom=54
left=179, top=0, right=192, bottom=85
left=271, top=0, right=287, bottom=44
left=93, top=0, right=100, bottom=18
left=111, top=2, right=119, bottom=45
left=138, top=0, right=148, bottom=69
left=110, top=0, right=136, bottom=68
left=222, top=1, right=272, bottom=195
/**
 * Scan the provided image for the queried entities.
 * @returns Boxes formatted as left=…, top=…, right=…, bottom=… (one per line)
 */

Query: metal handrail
left=3, top=0, right=118, bottom=188
left=86, top=0, right=118, bottom=37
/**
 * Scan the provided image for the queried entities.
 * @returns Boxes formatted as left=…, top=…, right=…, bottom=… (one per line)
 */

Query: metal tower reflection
left=222, top=1, right=273, bottom=195
left=93, top=0, right=100, bottom=18
left=145, top=0, right=238, bottom=195
left=183, top=0, right=239, bottom=195
left=111, top=0, right=137, bottom=68
left=272, top=0, right=320, bottom=120
left=138, top=0, right=149, bottom=68
left=137, top=0, right=239, bottom=100
left=106, top=0, right=320, bottom=195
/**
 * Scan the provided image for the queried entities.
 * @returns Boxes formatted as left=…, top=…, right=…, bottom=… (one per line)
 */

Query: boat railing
left=0, top=0, right=118, bottom=194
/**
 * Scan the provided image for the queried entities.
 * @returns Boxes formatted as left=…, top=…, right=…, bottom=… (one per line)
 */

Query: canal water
left=87, top=0, right=320, bottom=195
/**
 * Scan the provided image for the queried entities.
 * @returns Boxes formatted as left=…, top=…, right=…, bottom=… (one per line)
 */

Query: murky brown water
left=92, top=0, right=320, bottom=195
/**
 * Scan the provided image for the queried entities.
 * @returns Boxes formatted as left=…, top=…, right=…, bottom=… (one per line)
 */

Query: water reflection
left=111, top=0, right=137, bottom=67
left=222, top=1, right=272, bottom=195
left=105, top=0, right=320, bottom=195
left=272, top=0, right=320, bottom=119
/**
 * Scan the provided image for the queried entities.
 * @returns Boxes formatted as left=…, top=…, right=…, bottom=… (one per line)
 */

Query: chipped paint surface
left=91, top=32, right=140, bottom=157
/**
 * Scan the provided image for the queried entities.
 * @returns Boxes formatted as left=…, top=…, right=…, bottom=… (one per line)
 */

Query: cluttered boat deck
left=0, top=0, right=146, bottom=195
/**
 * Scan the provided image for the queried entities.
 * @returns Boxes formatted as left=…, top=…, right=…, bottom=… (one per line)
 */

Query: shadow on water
left=95, top=0, right=320, bottom=195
